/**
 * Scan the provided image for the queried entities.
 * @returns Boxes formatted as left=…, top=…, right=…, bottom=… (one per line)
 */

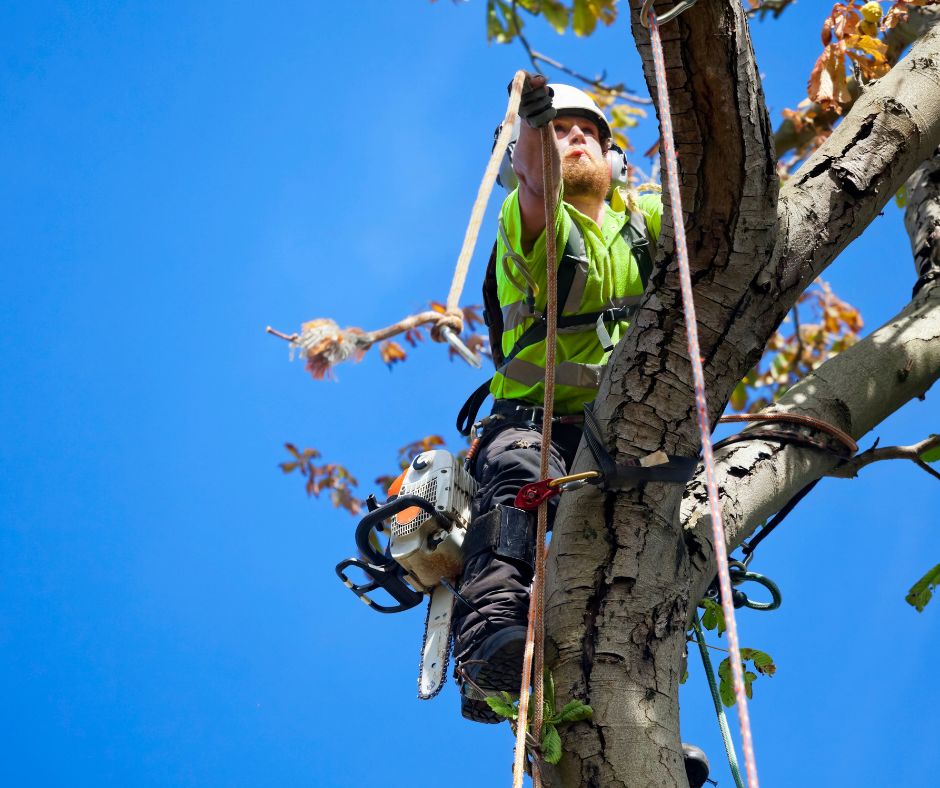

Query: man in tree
left=452, top=72, right=663, bottom=718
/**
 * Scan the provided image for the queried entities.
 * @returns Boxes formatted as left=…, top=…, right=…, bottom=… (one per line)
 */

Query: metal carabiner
left=728, top=562, right=783, bottom=612
left=641, top=0, right=701, bottom=29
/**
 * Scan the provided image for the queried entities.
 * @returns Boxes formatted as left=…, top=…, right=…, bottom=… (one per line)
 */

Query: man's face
left=553, top=114, right=611, bottom=199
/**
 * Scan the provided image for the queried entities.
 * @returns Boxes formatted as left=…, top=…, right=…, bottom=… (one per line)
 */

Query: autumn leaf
left=461, top=304, right=484, bottom=331
left=404, top=327, right=424, bottom=347
left=808, top=46, right=852, bottom=112
left=378, top=340, right=407, bottom=368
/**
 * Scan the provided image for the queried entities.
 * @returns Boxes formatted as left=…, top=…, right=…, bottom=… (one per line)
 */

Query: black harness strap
left=457, top=379, right=494, bottom=436
left=582, top=403, right=697, bottom=486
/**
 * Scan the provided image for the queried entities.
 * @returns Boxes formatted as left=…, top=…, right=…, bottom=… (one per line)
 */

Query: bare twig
left=508, top=0, right=651, bottom=105
left=745, top=0, right=797, bottom=18
left=829, top=434, right=940, bottom=479
left=266, top=326, right=299, bottom=343
left=791, top=304, right=805, bottom=368
left=528, top=50, right=652, bottom=104
left=686, top=636, right=731, bottom=655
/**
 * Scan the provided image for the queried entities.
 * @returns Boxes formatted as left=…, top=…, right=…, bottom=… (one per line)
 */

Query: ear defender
left=607, top=143, right=629, bottom=190
left=495, top=118, right=522, bottom=191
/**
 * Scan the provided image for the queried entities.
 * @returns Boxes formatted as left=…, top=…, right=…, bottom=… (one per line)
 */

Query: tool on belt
left=335, top=449, right=477, bottom=700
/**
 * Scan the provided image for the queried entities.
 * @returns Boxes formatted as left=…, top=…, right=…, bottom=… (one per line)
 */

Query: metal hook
left=640, top=0, right=702, bottom=29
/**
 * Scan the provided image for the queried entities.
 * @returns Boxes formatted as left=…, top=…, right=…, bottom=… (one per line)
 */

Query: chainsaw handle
left=335, top=557, right=424, bottom=614
left=354, top=494, right=441, bottom=566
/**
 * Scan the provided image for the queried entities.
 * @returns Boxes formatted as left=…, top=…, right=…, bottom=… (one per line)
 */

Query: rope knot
left=430, top=309, right=464, bottom=343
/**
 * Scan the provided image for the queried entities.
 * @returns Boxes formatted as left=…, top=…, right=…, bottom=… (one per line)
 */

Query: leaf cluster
left=485, top=0, right=616, bottom=44
left=731, top=279, right=863, bottom=413
left=717, top=648, right=777, bottom=707
left=279, top=443, right=362, bottom=515
left=484, top=670, right=593, bottom=765
left=776, top=1, right=939, bottom=172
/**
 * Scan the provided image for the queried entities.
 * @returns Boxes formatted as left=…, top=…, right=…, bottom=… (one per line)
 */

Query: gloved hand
left=516, top=73, right=555, bottom=129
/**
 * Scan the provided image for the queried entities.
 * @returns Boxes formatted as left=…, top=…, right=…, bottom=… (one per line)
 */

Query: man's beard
left=561, top=153, right=610, bottom=200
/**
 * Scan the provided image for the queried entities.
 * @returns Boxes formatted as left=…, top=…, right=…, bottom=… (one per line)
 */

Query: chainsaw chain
left=416, top=591, right=453, bottom=700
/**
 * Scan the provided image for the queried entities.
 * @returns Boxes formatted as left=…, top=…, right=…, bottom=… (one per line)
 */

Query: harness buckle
left=472, top=413, right=504, bottom=437
left=513, top=404, right=542, bottom=424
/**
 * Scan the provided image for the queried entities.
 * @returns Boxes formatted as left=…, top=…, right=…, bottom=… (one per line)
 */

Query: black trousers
left=469, top=420, right=584, bottom=521
left=453, top=417, right=583, bottom=672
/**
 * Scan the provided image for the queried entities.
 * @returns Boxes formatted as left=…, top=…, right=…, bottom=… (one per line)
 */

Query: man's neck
left=565, top=193, right=607, bottom=227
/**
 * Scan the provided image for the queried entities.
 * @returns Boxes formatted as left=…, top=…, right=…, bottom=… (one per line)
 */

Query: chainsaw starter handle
left=354, top=494, right=442, bottom=566
left=335, top=557, right=424, bottom=614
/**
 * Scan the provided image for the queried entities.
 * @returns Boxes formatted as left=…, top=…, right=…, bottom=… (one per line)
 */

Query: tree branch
left=544, top=2, right=779, bottom=784
left=828, top=434, right=940, bottom=479
left=683, top=277, right=940, bottom=601
left=777, top=24, right=940, bottom=294
left=906, top=144, right=940, bottom=295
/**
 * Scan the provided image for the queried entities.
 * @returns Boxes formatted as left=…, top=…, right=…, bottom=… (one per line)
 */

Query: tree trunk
left=541, top=5, right=940, bottom=786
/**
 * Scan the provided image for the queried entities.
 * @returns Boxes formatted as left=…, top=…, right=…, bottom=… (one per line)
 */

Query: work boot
left=683, top=743, right=710, bottom=788
left=452, top=505, right=535, bottom=723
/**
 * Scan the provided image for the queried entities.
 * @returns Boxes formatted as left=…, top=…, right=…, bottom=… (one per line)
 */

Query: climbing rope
left=694, top=562, right=782, bottom=788
left=692, top=616, right=746, bottom=788
left=645, top=5, right=762, bottom=787
left=512, top=121, right=559, bottom=788
left=266, top=71, right=530, bottom=377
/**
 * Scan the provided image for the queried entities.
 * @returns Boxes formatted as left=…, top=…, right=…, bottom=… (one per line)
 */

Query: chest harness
left=456, top=210, right=654, bottom=437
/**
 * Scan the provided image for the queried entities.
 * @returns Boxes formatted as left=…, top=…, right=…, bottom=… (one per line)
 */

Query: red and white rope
left=646, top=10, right=760, bottom=788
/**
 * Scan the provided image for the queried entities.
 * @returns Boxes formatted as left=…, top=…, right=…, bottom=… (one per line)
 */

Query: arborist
left=453, top=74, right=660, bottom=716
left=451, top=74, right=710, bottom=787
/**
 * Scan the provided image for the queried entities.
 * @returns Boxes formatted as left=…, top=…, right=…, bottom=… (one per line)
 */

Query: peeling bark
left=541, top=6, right=940, bottom=787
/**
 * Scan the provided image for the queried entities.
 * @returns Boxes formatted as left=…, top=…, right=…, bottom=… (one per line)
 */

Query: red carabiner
left=514, top=479, right=559, bottom=511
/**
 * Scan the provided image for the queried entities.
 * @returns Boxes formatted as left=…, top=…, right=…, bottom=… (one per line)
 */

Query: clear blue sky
left=1, top=2, right=936, bottom=786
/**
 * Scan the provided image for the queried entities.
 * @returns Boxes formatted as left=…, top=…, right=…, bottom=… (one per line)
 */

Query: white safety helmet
left=495, top=83, right=626, bottom=193
left=547, top=83, right=612, bottom=141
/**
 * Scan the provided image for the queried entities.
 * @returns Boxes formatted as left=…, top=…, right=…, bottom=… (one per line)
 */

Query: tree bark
left=542, top=7, right=940, bottom=787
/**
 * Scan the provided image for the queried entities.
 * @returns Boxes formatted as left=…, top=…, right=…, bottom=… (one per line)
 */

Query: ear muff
left=607, top=143, right=629, bottom=191
left=495, top=117, right=522, bottom=191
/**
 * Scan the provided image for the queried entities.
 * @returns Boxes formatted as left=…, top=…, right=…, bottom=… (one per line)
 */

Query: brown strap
left=718, top=413, right=857, bottom=456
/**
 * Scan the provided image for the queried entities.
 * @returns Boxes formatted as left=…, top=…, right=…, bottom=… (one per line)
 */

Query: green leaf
left=920, top=444, right=940, bottom=463
left=541, top=0, right=570, bottom=33
left=739, top=648, right=776, bottom=676
left=717, top=658, right=736, bottom=707
left=556, top=700, right=594, bottom=724
left=744, top=670, right=758, bottom=700
left=700, top=598, right=726, bottom=636
left=906, top=563, right=940, bottom=612
left=544, top=668, right=556, bottom=718
left=486, top=0, right=511, bottom=43
left=542, top=723, right=562, bottom=764
left=485, top=693, right=519, bottom=720
left=572, top=0, right=596, bottom=36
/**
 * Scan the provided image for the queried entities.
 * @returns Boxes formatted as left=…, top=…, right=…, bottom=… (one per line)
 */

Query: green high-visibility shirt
left=489, top=188, right=662, bottom=414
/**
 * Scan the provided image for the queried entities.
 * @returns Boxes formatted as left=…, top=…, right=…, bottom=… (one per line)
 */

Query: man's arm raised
left=512, top=74, right=561, bottom=253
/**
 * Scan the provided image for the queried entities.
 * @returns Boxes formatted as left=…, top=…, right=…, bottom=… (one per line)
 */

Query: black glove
left=517, top=74, right=555, bottom=129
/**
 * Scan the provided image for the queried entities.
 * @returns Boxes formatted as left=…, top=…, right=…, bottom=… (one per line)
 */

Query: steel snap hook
left=640, top=0, right=702, bottom=29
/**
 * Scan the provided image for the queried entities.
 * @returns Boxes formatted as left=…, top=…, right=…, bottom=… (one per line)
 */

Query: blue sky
left=1, top=2, right=937, bottom=786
